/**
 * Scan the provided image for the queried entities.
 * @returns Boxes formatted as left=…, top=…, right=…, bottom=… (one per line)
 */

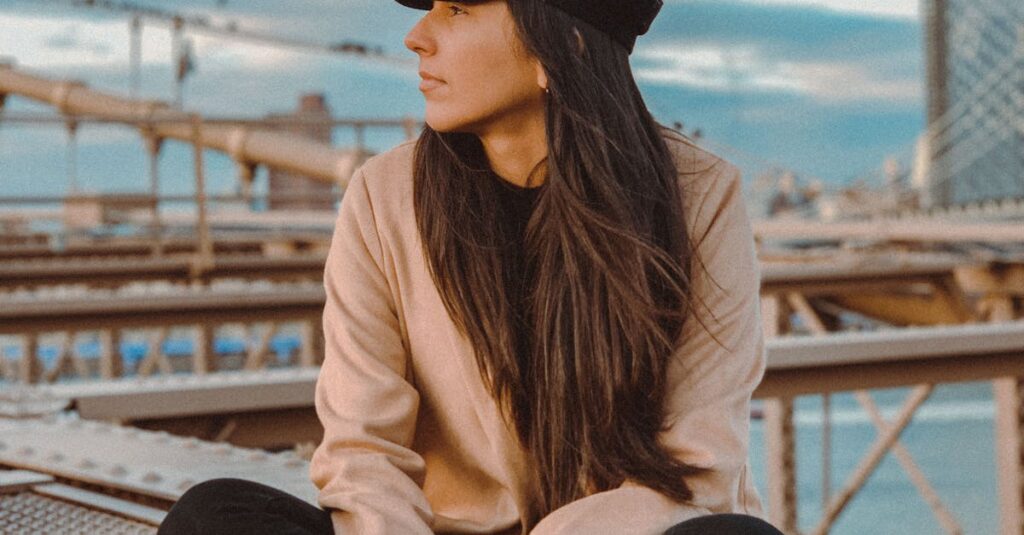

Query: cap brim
left=396, top=0, right=490, bottom=9
left=395, top=0, right=432, bottom=9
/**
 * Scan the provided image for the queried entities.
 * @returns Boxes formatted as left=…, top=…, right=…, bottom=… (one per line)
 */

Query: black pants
left=158, top=478, right=784, bottom=535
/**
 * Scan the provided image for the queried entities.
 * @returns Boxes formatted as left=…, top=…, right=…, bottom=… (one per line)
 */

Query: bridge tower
left=922, top=0, right=1024, bottom=209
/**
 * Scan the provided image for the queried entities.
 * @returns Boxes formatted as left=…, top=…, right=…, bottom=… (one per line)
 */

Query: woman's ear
left=535, top=63, right=549, bottom=93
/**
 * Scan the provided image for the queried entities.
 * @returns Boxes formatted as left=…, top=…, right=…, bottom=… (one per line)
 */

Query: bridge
left=2, top=1, right=1024, bottom=532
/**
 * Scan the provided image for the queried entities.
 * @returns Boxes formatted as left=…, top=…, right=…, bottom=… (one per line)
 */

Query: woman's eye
left=447, top=4, right=467, bottom=16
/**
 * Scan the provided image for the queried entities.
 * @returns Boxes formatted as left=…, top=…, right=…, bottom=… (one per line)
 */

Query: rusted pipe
left=0, top=63, right=361, bottom=188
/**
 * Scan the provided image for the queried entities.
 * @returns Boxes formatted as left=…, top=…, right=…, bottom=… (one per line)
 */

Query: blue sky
left=0, top=0, right=926, bottom=199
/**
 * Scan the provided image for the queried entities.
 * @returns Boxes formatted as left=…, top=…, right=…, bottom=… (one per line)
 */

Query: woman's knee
left=168, top=477, right=274, bottom=518
left=177, top=478, right=255, bottom=504
left=159, top=478, right=283, bottom=534
left=664, top=513, right=784, bottom=535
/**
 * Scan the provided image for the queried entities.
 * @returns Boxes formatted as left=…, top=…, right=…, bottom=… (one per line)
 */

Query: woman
left=158, top=1, right=780, bottom=534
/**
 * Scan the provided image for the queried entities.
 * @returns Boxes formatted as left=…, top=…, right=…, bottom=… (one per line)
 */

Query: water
left=0, top=333, right=303, bottom=373
left=749, top=381, right=998, bottom=534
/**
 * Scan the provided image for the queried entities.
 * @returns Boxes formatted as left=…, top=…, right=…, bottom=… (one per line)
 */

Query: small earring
left=543, top=87, right=550, bottom=95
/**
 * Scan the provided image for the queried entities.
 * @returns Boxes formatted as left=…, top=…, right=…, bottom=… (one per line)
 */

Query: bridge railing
left=6, top=320, right=1022, bottom=534
left=758, top=320, right=1024, bottom=535
left=0, top=283, right=325, bottom=384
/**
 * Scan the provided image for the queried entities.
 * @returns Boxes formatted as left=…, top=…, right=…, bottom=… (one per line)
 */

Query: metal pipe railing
left=0, top=62, right=367, bottom=189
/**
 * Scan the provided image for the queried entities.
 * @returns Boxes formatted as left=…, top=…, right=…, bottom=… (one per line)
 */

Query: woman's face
left=404, top=1, right=546, bottom=134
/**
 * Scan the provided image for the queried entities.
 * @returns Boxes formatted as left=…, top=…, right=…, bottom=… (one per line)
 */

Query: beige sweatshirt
left=310, top=133, right=766, bottom=535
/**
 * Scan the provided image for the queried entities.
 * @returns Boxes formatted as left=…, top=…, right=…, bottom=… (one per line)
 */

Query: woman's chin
left=424, top=103, right=490, bottom=134
left=424, top=112, right=460, bottom=133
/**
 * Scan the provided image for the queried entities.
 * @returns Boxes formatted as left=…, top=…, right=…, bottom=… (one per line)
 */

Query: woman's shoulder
left=660, top=129, right=741, bottom=190
left=660, top=130, right=743, bottom=209
left=660, top=130, right=748, bottom=247
left=352, top=139, right=417, bottom=189
left=344, top=139, right=418, bottom=215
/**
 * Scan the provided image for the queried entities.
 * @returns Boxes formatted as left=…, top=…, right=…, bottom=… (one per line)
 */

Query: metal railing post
left=765, top=397, right=798, bottom=533
left=992, top=298, right=1023, bottom=535
left=191, top=115, right=213, bottom=278
left=65, top=118, right=79, bottom=194
left=129, top=15, right=142, bottom=98
left=762, top=293, right=799, bottom=532
left=994, top=378, right=1024, bottom=535
left=143, top=131, right=165, bottom=256
left=18, top=333, right=40, bottom=384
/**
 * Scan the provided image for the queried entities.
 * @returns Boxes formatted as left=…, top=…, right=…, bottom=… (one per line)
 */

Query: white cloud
left=0, top=14, right=171, bottom=69
left=634, top=44, right=922, bottom=104
left=0, top=12, right=310, bottom=73
left=635, top=45, right=804, bottom=93
left=731, top=0, right=919, bottom=19
left=781, top=61, right=922, bottom=103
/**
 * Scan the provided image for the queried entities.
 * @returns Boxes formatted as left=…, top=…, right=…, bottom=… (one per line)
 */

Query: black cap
left=395, top=0, right=663, bottom=53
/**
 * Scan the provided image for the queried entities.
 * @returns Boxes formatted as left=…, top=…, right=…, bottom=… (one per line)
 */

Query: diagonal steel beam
left=855, top=391, right=963, bottom=534
left=810, top=384, right=935, bottom=535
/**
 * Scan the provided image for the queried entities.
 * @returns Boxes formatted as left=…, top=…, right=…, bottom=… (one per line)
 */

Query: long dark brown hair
left=413, top=0, right=713, bottom=523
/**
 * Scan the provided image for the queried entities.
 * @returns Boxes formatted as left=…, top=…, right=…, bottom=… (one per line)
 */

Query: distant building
left=923, top=0, right=1023, bottom=207
left=266, top=94, right=337, bottom=211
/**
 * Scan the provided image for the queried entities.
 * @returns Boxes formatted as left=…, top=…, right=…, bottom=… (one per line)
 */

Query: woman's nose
left=404, top=16, right=434, bottom=56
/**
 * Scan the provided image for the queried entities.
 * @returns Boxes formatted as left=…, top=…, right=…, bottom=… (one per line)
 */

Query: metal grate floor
left=0, top=491, right=156, bottom=535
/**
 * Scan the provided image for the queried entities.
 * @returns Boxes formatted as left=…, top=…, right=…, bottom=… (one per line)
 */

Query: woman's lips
left=419, top=71, right=445, bottom=92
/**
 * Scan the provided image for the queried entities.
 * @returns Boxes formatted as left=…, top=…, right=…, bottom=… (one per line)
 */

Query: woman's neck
left=477, top=111, right=548, bottom=188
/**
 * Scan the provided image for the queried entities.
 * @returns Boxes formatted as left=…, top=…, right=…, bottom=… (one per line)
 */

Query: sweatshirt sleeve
left=309, top=169, right=435, bottom=534
left=530, top=162, right=766, bottom=535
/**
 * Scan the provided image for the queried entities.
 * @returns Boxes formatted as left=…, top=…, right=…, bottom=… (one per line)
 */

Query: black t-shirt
left=495, top=177, right=542, bottom=241
left=494, top=177, right=543, bottom=358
